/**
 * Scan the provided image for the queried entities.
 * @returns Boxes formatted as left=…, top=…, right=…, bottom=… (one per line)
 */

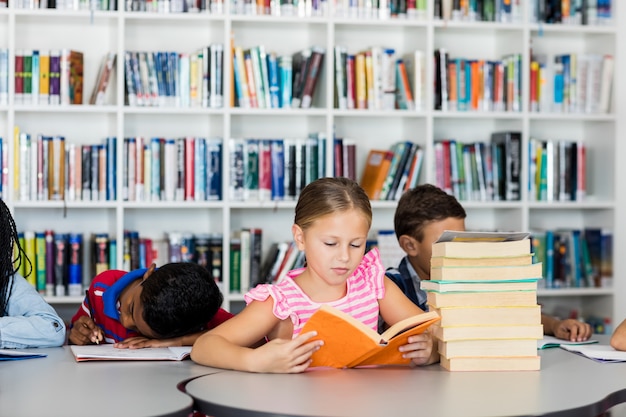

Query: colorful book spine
left=35, top=231, right=46, bottom=294
left=210, top=43, right=224, bottom=108
left=14, top=50, right=24, bottom=105
left=278, top=55, right=292, bottom=108
left=68, top=233, right=83, bottom=296
left=229, top=238, right=241, bottom=293
left=266, top=51, right=280, bottom=108
left=49, top=50, right=61, bottom=105
left=23, top=231, right=36, bottom=287
left=206, top=138, right=222, bottom=200
left=38, top=51, right=50, bottom=105
left=270, top=139, right=285, bottom=200
left=150, top=138, right=161, bottom=200
left=31, top=50, right=40, bottom=105
left=194, top=137, right=206, bottom=201
left=229, top=138, right=245, bottom=201
left=44, top=230, right=55, bottom=296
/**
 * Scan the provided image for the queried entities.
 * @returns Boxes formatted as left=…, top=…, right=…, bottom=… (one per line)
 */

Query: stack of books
left=424, top=231, right=543, bottom=371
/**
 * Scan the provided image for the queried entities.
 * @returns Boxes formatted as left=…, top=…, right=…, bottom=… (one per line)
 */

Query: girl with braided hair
left=0, top=199, right=66, bottom=348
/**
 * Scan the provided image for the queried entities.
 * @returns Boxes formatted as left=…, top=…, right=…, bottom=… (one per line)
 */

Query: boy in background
left=69, top=262, right=233, bottom=347
left=386, top=184, right=592, bottom=342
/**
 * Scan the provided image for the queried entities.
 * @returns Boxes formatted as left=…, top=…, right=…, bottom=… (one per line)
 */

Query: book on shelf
left=434, top=324, right=544, bottom=342
left=528, top=138, right=586, bottom=202
left=273, top=241, right=301, bottom=284
left=300, top=46, right=325, bottom=109
left=359, top=149, right=393, bottom=200
left=434, top=305, right=542, bottom=327
left=90, top=52, right=116, bottom=105
left=301, top=304, right=440, bottom=368
left=440, top=355, right=540, bottom=372
left=531, top=227, right=612, bottom=289
left=290, top=48, right=311, bottom=108
left=432, top=230, right=531, bottom=258
left=334, top=45, right=347, bottom=109
left=379, top=140, right=413, bottom=200
left=491, top=131, right=521, bottom=201
left=537, top=335, right=599, bottom=350
left=66, top=49, right=84, bottom=105
left=439, top=338, right=539, bottom=358
left=70, top=345, right=192, bottom=362
left=395, top=58, right=414, bottom=110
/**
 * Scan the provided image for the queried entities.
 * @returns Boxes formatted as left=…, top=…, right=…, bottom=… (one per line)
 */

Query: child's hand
left=552, top=319, right=593, bottom=342
left=114, top=336, right=155, bottom=349
left=114, top=336, right=183, bottom=349
left=249, top=331, right=323, bottom=373
left=69, top=316, right=103, bottom=345
left=399, top=331, right=438, bottom=366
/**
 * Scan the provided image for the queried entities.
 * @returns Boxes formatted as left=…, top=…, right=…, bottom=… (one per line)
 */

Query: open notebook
left=537, top=335, right=598, bottom=350
left=560, top=344, right=626, bottom=363
left=70, top=345, right=192, bottom=362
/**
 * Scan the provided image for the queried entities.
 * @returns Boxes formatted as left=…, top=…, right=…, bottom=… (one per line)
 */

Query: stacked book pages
left=424, top=231, right=543, bottom=371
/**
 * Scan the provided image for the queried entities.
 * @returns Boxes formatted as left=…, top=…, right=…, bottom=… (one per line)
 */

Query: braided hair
left=0, top=199, right=32, bottom=316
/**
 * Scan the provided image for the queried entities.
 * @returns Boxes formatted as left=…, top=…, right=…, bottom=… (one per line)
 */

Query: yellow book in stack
left=425, top=231, right=543, bottom=372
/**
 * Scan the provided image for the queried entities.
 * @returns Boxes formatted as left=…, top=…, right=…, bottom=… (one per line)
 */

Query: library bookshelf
left=0, top=2, right=623, bottom=326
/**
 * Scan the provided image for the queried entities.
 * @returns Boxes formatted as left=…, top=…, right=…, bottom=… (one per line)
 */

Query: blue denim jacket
left=1, top=274, right=66, bottom=348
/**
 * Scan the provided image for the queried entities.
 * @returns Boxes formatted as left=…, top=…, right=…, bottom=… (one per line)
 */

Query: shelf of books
left=0, top=1, right=621, bottom=327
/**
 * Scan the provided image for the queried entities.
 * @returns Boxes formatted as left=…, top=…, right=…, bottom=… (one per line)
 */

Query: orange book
left=360, top=149, right=393, bottom=200
left=396, top=59, right=414, bottom=110
left=447, top=61, right=457, bottom=110
left=301, top=304, right=440, bottom=369
left=243, top=50, right=258, bottom=108
left=470, top=60, right=479, bottom=110
left=477, top=60, right=484, bottom=110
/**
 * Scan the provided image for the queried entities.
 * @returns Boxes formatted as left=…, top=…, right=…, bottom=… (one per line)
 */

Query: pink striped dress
left=244, top=248, right=386, bottom=337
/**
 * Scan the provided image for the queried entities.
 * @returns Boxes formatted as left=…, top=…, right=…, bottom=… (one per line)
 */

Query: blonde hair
left=294, top=177, right=372, bottom=231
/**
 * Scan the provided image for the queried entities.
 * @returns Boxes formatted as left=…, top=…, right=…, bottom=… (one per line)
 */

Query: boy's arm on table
left=541, top=314, right=592, bottom=342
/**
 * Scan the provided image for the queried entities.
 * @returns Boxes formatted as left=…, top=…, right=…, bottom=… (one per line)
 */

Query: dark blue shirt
left=385, top=256, right=429, bottom=312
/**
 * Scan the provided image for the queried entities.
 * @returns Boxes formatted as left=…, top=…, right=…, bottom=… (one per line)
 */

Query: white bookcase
left=0, top=2, right=624, bottom=325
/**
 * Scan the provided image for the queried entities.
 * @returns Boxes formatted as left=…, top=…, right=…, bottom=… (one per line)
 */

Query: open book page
left=0, top=349, right=47, bottom=361
left=380, top=311, right=440, bottom=342
left=560, top=344, right=626, bottom=363
left=70, top=345, right=192, bottom=362
left=538, top=335, right=598, bottom=350
left=435, top=230, right=530, bottom=243
left=312, top=304, right=382, bottom=343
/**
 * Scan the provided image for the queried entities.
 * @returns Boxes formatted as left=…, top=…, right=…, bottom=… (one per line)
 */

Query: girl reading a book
left=191, top=177, right=437, bottom=372
left=0, top=199, right=66, bottom=348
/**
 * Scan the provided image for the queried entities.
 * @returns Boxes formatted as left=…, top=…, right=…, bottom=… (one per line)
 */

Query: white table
left=185, top=342, right=626, bottom=417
